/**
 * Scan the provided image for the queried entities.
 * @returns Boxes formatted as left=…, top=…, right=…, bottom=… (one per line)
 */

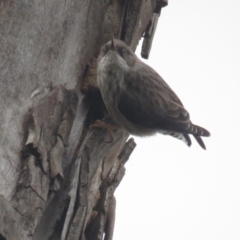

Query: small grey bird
left=97, top=38, right=210, bottom=149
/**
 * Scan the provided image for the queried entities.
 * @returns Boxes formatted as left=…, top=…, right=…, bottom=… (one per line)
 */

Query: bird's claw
left=90, top=120, right=118, bottom=143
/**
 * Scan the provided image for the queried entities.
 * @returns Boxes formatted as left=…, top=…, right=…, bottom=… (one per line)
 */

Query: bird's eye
left=102, top=46, right=108, bottom=54
left=122, top=49, right=127, bottom=55
left=119, top=48, right=128, bottom=58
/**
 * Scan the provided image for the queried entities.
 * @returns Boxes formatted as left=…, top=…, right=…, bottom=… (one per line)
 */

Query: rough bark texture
left=0, top=0, right=167, bottom=239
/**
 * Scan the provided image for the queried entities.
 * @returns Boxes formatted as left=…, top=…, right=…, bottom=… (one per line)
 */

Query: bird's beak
left=111, top=36, right=116, bottom=50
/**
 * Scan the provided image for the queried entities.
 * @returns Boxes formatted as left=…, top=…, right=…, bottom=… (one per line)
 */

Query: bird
left=97, top=37, right=210, bottom=149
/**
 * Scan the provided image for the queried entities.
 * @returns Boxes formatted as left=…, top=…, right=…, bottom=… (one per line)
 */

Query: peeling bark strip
left=10, top=86, right=78, bottom=239
left=0, top=0, right=166, bottom=239
left=0, top=195, right=24, bottom=240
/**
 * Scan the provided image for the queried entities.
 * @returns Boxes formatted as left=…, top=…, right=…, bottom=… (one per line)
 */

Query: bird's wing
left=117, top=64, right=195, bottom=134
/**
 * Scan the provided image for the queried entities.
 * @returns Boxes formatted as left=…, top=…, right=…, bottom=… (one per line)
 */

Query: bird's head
left=98, top=38, right=137, bottom=68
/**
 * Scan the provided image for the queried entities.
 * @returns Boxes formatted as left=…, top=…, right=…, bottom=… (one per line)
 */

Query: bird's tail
left=168, top=132, right=192, bottom=147
left=191, top=124, right=210, bottom=150
left=193, top=135, right=206, bottom=149
left=190, top=124, right=210, bottom=137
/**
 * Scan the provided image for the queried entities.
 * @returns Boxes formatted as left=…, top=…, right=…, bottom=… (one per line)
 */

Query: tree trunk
left=0, top=0, right=167, bottom=239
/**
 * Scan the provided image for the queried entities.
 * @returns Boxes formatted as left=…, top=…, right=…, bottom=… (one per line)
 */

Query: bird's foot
left=90, top=120, right=119, bottom=143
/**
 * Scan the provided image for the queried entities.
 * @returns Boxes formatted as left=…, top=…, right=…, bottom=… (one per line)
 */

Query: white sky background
left=115, top=1, right=240, bottom=239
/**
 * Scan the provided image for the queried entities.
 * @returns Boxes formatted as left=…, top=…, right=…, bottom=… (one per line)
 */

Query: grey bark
left=0, top=0, right=167, bottom=239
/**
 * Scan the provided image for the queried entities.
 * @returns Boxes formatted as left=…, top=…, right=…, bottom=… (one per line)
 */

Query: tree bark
left=0, top=0, right=167, bottom=239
